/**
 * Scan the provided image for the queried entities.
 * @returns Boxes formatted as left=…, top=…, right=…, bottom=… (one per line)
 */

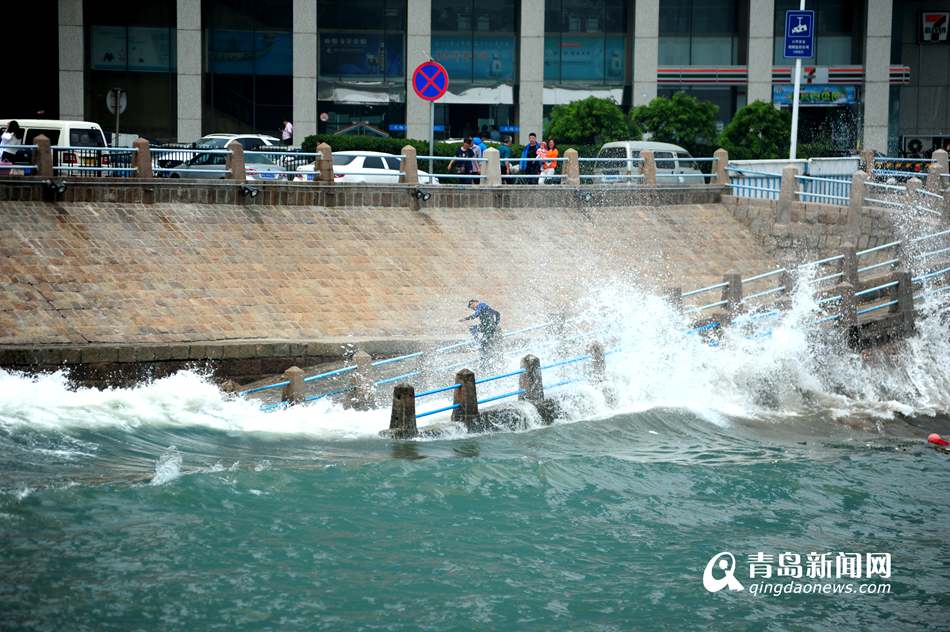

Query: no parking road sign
left=412, top=61, right=449, bottom=102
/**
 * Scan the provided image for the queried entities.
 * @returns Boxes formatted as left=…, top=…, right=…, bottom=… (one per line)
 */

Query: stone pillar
left=862, top=0, right=893, bottom=153
left=316, top=143, right=334, bottom=183
left=388, top=384, right=418, bottom=439
left=483, top=147, right=501, bottom=186
left=348, top=350, right=377, bottom=410
left=934, top=149, right=949, bottom=175
left=944, top=187, right=950, bottom=222
left=133, top=138, right=152, bottom=179
left=587, top=343, right=606, bottom=384
left=293, top=0, right=318, bottom=142
left=34, top=135, right=53, bottom=178
left=926, top=162, right=943, bottom=192
left=226, top=140, right=245, bottom=182
left=665, top=286, right=682, bottom=310
left=840, top=244, right=859, bottom=288
left=633, top=0, right=659, bottom=106
left=713, top=148, right=729, bottom=186
left=563, top=148, right=580, bottom=186
left=177, top=0, right=203, bottom=141
left=721, top=270, right=743, bottom=315
left=747, top=1, right=775, bottom=104
left=406, top=0, right=432, bottom=141
left=451, top=368, right=479, bottom=430
left=906, top=177, right=922, bottom=199
left=895, top=270, right=915, bottom=336
left=861, top=148, right=876, bottom=176
left=518, top=354, right=543, bottom=404
left=847, top=171, right=867, bottom=236
left=780, top=269, right=797, bottom=298
left=280, top=366, right=306, bottom=404
left=399, top=145, right=419, bottom=184
left=835, top=281, right=857, bottom=328
left=58, top=0, right=84, bottom=121
left=517, top=0, right=545, bottom=144
left=778, top=165, right=798, bottom=223
left=639, top=149, right=657, bottom=186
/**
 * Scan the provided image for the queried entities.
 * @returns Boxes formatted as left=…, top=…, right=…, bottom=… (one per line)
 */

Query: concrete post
left=58, top=0, right=84, bottom=121
left=835, top=282, right=857, bottom=329
left=944, top=187, right=950, bottom=222
left=348, top=350, right=376, bottom=410
left=132, top=138, right=152, bottom=179
left=316, top=143, right=334, bottom=183
left=483, top=147, right=501, bottom=187
left=847, top=171, right=867, bottom=235
left=895, top=270, right=915, bottom=336
left=906, top=177, right=922, bottom=202
left=713, top=148, right=729, bottom=186
left=781, top=269, right=797, bottom=298
left=861, top=148, right=876, bottom=176
left=519, top=354, right=543, bottom=404
left=451, top=368, right=479, bottom=430
left=517, top=0, right=545, bottom=144
left=388, top=384, right=417, bottom=439
left=925, top=162, right=943, bottom=193
left=564, top=148, right=580, bottom=186
left=280, top=366, right=306, bottom=404
left=226, top=140, right=245, bottom=182
left=722, top=270, right=743, bottom=314
left=587, top=342, right=606, bottom=383
left=33, top=135, right=53, bottom=178
left=176, top=0, right=202, bottom=141
left=862, top=0, right=892, bottom=152
left=746, top=2, right=774, bottom=104
left=665, top=286, right=682, bottom=311
left=632, top=0, right=659, bottom=106
left=841, top=243, right=859, bottom=288
left=399, top=145, right=419, bottom=185
left=639, top=149, right=657, bottom=186
left=933, top=149, right=949, bottom=176
left=778, top=165, right=798, bottom=224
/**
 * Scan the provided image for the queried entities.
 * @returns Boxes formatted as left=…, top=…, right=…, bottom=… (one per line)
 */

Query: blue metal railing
left=726, top=167, right=782, bottom=200
left=795, top=174, right=851, bottom=205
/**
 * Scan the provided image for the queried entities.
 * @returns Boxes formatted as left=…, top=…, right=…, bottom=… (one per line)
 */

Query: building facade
left=37, top=0, right=947, bottom=154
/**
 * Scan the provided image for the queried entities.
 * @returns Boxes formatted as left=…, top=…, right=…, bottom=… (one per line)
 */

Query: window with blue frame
left=431, top=0, right=517, bottom=85
left=544, top=0, right=628, bottom=85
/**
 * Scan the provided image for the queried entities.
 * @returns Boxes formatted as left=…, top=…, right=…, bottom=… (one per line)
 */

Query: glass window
left=319, top=0, right=405, bottom=84
left=545, top=0, right=627, bottom=85
left=655, top=151, right=676, bottom=169
left=25, top=129, right=62, bottom=145
left=675, top=151, right=697, bottom=170
left=432, top=0, right=516, bottom=85
left=384, top=157, right=401, bottom=170
left=659, top=0, right=742, bottom=66
left=333, top=154, right=358, bottom=166
left=70, top=128, right=107, bottom=147
left=773, top=0, right=863, bottom=65
left=363, top=156, right=386, bottom=169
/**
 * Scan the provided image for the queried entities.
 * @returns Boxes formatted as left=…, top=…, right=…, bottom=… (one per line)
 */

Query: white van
left=0, top=119, right=116, bottom=175
left=594, top=141, right=705, bottom=184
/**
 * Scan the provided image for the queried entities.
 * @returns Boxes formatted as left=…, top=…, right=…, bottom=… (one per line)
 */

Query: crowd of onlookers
left=447, top=132, right=560, bottom=184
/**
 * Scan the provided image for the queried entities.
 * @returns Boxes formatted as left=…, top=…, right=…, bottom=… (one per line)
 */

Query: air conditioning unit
left=902, top=136, right=927, bottom=156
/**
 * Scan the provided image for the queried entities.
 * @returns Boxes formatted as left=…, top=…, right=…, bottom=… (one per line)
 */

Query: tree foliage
left=629, top=92, right=718, bottom=155
left=546, top=96, right=635, bottom=145
left=718, top=101, right=792, bottom=160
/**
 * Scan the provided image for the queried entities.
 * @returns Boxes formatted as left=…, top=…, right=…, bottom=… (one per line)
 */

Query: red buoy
left=928, top=433, right=949, bottom=446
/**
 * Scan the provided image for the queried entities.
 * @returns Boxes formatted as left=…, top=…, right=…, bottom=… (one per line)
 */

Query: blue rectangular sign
left=784, top=10, right=815, bottom=59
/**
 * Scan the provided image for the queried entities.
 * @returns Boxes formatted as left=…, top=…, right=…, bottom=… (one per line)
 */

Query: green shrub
left=630, top=92, right=719, bottom=157
left=547, top=96, right=634, bottom=145
left=718, top=101, right=792, bottom=160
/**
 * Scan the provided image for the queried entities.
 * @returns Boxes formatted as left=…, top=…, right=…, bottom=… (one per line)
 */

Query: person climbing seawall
left=460, top=299, right=502, bottom=353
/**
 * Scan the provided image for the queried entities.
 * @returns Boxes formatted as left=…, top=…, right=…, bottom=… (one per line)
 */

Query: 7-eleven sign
left=923, top=12, right=948, bottom=42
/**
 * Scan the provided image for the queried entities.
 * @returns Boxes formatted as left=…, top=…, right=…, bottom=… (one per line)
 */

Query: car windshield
left=69, top=129, right=106, bottom=147
left=196, top=138, right=229, bottom=149
left=333, top=155, right=357, bottom=166
left=676, top=151, right=697, bottom=170
left=246, top=154, right=277, bottom=165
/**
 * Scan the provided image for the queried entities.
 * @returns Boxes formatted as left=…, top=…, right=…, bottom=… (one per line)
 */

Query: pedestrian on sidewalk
left=542, top=139, right=559, bottom=184
left=447, top=137, right=478, bottom=185
left=519, top=132, right=542, bottom=184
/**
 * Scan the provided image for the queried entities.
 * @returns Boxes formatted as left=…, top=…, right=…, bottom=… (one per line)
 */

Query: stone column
left=58, top=0, right=84, bottom=121
left=133, top=138, right=152, bottom=179
left=862, top=0, right=893, bottom=153
left=517, top=0, right=545, bottom=144
left=713, top=148, right=729, bottom=185
left=895, top=270, right=915, bottom=336
left=835, top=282, right=857, bottom=329
left=778, top=165, right=798, bottom=223
left=847, top=171, right=867, bottom=236
left=177, top=0, right=203, bottom=142
left=518, top=355, right=544, bottom=404
left=400, top=145, right=419, bottom=184
left=316, top=142, right=334, bottom=183
left=280, top=366, right=306, bottom=404
left=293, top=0, right=318, bottom=142
left=226, top=140, right=245, bottom=182
left=633, top=0, right=659, bottom=106
left=934, top=149, right=949, bottom=175
left=406, top=0, right=432, bottom=141
left=34, top=135, right=53, bottom=178
left=747, top=0, right=774, bottom=104
left=451, top=369, right=479, bottom=430
left=722, top=270, right=743, bottom=315
left=564, top=148, right=580, bottom=186
left=388, top=384, right=418, bottom=439
left=639, top=149, right=657, bottom=186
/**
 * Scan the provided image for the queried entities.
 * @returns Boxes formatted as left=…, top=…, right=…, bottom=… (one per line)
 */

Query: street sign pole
left=411, top=60, right=449, bottom=180
left=429, top=101, right=434, bottom=176
left=789, top=0, right=805, bottom=160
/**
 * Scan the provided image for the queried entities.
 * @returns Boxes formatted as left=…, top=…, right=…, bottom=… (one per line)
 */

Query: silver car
left=162, top=137, right=283, bottom=180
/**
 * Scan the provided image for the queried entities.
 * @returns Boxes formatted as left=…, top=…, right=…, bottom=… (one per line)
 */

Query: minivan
left=0, top=119, right=118, bottom=175
left=594, top=141, right=705, bottom=184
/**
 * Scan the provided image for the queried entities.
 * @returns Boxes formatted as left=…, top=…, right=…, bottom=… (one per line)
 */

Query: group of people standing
left=448, top=132, right=559, bottom=184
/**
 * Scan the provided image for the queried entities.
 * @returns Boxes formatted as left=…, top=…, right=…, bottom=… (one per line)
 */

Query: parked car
left=153, top=133, right=291, bottom=176
left=159, top=136, right=283, bottom=180
left=294, top=151, right=440, bottom=184
left=593, top=141, right=705, bottom=184
left=0, top=118, right=128, bottom=176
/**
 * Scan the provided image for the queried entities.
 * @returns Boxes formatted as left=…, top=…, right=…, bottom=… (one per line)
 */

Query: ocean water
left=2, top=280, right=950, bottom=631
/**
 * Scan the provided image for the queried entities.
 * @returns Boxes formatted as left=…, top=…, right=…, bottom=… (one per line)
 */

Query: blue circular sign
left=412, top=61, right=449, bottom=102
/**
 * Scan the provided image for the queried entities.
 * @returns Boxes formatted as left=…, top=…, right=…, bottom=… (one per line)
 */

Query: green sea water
left=2, top=400, right=948, bottom=631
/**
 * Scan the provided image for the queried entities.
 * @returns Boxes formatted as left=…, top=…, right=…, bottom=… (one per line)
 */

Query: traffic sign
left=784, top=10, right=815, bottom=58
left=106, top=88, right=127, bottom=115
left=412, top=61, right=449, bottom=102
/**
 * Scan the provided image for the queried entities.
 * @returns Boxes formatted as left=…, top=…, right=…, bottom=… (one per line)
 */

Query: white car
left=154, top=134, right=290, bottom=176
left=294, top=151, right=440, bottom=184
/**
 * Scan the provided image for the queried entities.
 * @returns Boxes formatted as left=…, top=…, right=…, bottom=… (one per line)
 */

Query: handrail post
left=835, top=281, right=857, bottom=329
left=587, top=343, right=606, bottom=383
left=778, top=165, right=797, bottom=223
left=860, top=148, right=876, bottom=176
left=317, top=142, right=334, bottom=183
left=933, top=148, right=949, bottom=178
left=280, top=366, right=306, bottom=404
left=847, top=171, right=867, bottom=236
left=895, top=270, right=915, bottom=336
left=347, top=349, right=377, bottom=410
left=665, top=286, right=682, bottom=311
left=518, top=355, right=543, bottom=404
left=639, top=149, right=657, bottom=186
left=944, top=186, right=950, bottom=223
left=226, top=140, right=245, bottom=182
left=399, top=145, right=419, bottom=185
left=841, top=243, right=859, bottom=287
left=905, top=176, right=922, bottom=200
left=564, top=148, right=580, bottom=186
left=483, top=147, right=501, bottom=186
left=722, top=270, right=743, bottom=316
left=451, top=368, right=479, bottom=430
left=926, top=162, right=943, bottom=192
left=133, top=137, right=152, bottom=179
left=34, top=134, right=53, bottom=178
left=781, top=269, right=797, bottom=299
left=388, top=384, right=417, bottom=439
left=713, top=148, right=729, bottom=185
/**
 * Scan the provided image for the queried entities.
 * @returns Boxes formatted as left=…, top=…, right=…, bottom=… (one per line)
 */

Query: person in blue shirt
left=519, top=132, right=542, bottom=184
left=460, top=299, right=502, bottom=351
left=498, top=136, right=513, bottom=181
